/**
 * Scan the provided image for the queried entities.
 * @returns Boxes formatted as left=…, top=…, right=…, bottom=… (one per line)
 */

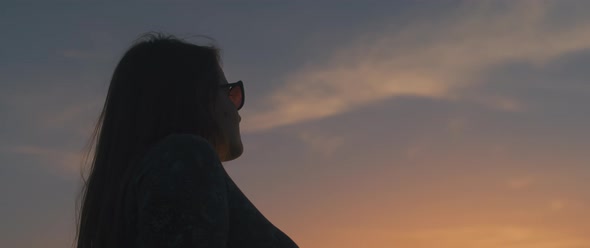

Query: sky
left=1, top=1, right=590, bottom=247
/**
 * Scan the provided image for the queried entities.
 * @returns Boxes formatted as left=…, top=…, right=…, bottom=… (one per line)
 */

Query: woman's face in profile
left=213, top=67, right=243, bottom=162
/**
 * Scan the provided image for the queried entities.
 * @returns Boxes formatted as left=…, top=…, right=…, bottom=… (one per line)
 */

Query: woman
left=74, top=32, right=299, bottom=248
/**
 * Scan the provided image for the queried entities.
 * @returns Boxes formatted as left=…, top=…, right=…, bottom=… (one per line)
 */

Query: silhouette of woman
left=73, top=32, right=299, bottom=248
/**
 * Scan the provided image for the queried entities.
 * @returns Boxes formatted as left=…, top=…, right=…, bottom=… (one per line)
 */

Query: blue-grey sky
left=2, top=1, right=590, bottom=247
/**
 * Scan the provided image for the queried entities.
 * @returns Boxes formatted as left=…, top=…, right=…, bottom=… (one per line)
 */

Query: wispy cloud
left=506, top=176, right=536, bottom=190
left=297, top=131, right=344, bottom=157
left=242, top=1, right=590, bottom=133
left=38, top=98, right=103, bottom=131
left=2, top=78, right=104, bottom=134
left=4, top=145, right=85, bottom=175
left=549, top=199, right=567, bottom=211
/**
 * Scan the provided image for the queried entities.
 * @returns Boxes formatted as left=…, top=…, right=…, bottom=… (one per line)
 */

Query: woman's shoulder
left=133, top=133, right=221, bottom=186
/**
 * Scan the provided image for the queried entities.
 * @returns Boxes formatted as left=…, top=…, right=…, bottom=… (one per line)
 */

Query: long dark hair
left=73, top=32, right=224, bottom=248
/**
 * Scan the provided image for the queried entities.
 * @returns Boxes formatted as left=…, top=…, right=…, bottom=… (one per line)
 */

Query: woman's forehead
left=218, top=67, right=228, bottom=85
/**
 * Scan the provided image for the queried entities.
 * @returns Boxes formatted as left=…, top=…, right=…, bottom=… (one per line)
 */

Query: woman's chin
left=219, top=141, right=243, bottom=162
left=229, top=142, right=244, bottom=160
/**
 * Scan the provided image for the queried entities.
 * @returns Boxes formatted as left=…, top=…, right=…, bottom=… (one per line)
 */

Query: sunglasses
left=220, top=80, right=245, bottom=110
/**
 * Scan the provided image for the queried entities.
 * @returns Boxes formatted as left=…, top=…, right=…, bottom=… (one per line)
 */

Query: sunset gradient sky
left=1, top=1, right=590, bottom=247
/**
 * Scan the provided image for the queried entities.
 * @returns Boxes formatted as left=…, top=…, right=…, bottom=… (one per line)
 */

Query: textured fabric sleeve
left=135, top=134, right=229, bottom=248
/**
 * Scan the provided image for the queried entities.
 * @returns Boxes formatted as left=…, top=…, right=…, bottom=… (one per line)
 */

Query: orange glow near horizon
left=235, top=146, right=590, bottom=248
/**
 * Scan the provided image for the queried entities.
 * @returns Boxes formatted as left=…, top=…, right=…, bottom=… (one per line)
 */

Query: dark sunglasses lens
left=228, top=84, right=243, bottom=110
